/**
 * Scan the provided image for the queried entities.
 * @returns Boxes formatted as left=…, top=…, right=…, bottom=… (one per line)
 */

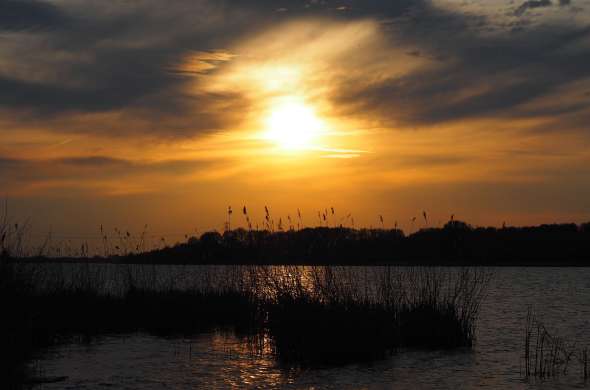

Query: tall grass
left=248, top=266, right=490, bottom=364
left=522, top=307, right=588, bottom=381
left=0, top=256, right=36, bottom=387
left=1, top=263, right=491, bottom=383
left=1, top=207, right=492, bottom=385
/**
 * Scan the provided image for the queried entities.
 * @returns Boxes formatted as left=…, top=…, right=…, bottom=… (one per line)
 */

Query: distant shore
left=8, top=220, right=590, bottom=267
left=13, top=257, right=590, bottom=267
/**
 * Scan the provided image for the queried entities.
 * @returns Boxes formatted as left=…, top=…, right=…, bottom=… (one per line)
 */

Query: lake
left=29, top=266, right=590, bottom=389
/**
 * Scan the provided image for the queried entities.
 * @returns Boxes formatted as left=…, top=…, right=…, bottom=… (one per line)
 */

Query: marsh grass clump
left=252, top=266, right=398, bottom=364
left=24, top=264, right=259, bottom=338
left=396, top=267, right=487, bottom=348
left=264, top=295, right=397, bottom=364
left=0, top=257, right=37, bottom=388
left=1, top=262, right=490, bottom=386
left=0, top=262, right=259, bottom=388
left=28, top=286, right=256, bottom=340
left=248, top=265, right=490, bottom=365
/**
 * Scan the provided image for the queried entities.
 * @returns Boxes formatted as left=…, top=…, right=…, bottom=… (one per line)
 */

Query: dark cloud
left=333, top=5, right=590, bottom=128
left=0, top=0, right=265, bottom=136
left=0, top=0, right=67, bottom=31
left=0, top=71, right=160, bottom=113
left=394, top=154, right=473, bottom=167
left=515, top=0, right=553, bottom=17
left=0, top=155, right=216, bottom=189
left=0, top=157, right=21, bottom=169
left=0, top=0, right=589, bottom=138
left=56, top=156, right=131, bottom=167
left=0, top=0, right=448, bottom=137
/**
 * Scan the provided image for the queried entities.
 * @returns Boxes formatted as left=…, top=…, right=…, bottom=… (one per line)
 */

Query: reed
left=522, top=307, right=588, bottom=381
left=244, top=265, right=490, bottom=364
left=0, top=258, right=36, bottom=387
left=1, top=207, right=493, bottom=385
left=1, top=262, right=491, bottom=383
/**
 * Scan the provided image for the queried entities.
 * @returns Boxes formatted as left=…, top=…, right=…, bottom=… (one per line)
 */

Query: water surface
left=31, top=266, right=590, bottom=389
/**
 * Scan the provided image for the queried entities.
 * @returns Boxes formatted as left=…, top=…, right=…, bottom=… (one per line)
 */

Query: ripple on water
left=31, top=266, right=590, bottom=390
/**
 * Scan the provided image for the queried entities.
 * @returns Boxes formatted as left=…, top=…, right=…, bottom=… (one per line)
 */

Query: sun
left=263, top=97, right=325, bottom=150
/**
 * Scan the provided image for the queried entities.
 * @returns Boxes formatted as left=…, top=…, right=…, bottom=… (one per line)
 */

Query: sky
left=1, top=0, right=590, bottom=249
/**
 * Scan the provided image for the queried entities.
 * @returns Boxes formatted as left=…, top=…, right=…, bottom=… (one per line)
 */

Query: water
left=30, top=266, right=590, bottom=389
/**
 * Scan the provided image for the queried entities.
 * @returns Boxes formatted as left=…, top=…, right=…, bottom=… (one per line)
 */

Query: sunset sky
left=2, top=0, right=590, bottom=246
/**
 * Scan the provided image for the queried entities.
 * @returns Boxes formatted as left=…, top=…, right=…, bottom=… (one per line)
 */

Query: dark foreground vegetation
left=0, top=255, right=490, bottom=388
left=9, top=215, right=589, bottom=387
left=116, top=220, right=590, bottom=265
left=522, top=307, right=589, bottom=381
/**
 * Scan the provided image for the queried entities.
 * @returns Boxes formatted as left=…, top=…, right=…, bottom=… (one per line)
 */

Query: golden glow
left=263, top=97, right=325, bottom=150
left=6, top=16, right=590, bottom=237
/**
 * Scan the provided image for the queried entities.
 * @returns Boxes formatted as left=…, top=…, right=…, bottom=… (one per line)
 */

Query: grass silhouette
left=4, top=208, right=589, bottom=387
left=1, top=258, right=490, bottom=387
left=522, top=307, right=589, bottom=381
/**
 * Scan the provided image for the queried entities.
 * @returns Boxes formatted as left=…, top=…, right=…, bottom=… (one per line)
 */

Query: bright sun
left=264, top=97, right=325, bottom=150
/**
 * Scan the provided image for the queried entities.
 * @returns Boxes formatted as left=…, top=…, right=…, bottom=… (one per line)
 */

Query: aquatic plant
left=522, top=307, right=588, bottom=381
left=1, top=261, right=491, bottom=388
left=253, top=265, right=490, bottom=364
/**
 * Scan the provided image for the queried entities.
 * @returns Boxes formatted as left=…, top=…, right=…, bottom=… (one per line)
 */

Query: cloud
left=0, top=0, right=67, bottom=31
left=0, top=0, right=267, bottom=138
left=330, top=8, right=590, bottom=130
left=394, top=154, right=473, bottom=168
left=3, top=0, right=590, bottom=235
left=56, top=156, right=131, bottom=167
left=0, top=154, right=221, bottom=196
left=1, top=0, right=589, bottom=142
left=515, top=0, right=553, bottom=17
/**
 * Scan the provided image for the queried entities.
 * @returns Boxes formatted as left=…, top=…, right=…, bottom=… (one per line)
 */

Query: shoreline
left=11, top=257, right=590, bottom=267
